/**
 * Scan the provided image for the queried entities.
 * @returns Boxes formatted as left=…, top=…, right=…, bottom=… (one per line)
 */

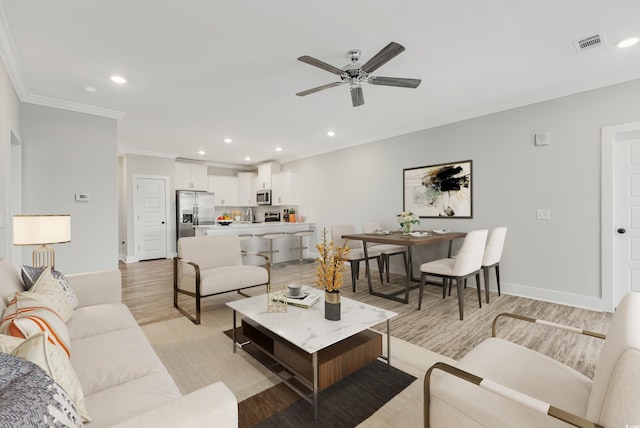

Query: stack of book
left=271, top=292, right=320, bottom=309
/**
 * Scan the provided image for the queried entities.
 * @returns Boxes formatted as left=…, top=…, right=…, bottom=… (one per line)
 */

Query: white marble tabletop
left=226, top=286, right=397, bottom=354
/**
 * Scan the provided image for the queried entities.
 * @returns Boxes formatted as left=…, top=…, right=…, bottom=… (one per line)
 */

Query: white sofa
left=0, top=258, right=238, bottom=427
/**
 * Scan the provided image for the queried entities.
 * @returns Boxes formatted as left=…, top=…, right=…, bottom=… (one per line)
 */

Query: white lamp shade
left=13, top=215, right=71, bottom=246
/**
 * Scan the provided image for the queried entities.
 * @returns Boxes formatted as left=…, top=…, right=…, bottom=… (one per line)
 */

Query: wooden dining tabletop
left=342, top=230, right=467, bottom=304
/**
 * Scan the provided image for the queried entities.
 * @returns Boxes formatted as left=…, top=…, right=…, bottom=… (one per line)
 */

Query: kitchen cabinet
left=237, top=172, right=257, bottom=206
left=208, top=175, right=239, bottom=207
left=271, top=171, right=300, bottom=206
left=175, top=162, right=208, bottom=191
left=257, top=161, right=279, bottom=190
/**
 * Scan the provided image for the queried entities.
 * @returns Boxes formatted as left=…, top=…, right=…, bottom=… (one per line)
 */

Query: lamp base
left=32, top=245, right=55, bottom=269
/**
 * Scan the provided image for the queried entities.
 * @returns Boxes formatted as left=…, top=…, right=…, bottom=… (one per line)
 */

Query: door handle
left=618, top=228, right=626, bottom=234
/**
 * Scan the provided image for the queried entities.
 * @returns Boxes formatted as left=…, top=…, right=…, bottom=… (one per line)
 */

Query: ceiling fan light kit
left=296, top=41, right=421, bottom=107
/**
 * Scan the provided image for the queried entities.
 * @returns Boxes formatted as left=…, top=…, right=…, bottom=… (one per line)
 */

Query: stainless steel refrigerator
left=176, top=191, right=216, bottom=240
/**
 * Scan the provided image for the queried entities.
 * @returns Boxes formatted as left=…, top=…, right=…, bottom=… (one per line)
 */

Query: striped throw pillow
left=0, top=292, right=71, bottom=358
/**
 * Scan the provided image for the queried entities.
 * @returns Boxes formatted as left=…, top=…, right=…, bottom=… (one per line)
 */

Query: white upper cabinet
left=208, top=176, right=239, bottom=207
left=257, top=161, right=279, bottom=190
left=175, top=162, right=208, bottom=191
left=271, top=171, right=300, bottom=206
left=237, top=172, right=258, bottom=206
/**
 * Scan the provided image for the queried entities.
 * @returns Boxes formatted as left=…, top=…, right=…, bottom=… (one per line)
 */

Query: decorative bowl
left=218, top=220, right=233, bottom=226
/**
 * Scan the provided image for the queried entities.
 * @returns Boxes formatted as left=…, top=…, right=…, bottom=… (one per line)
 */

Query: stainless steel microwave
left=256, top=189, right=271, bottom=205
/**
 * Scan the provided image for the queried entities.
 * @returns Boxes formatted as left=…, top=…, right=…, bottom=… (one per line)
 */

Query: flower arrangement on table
left=397, top=211, right=420, bottom=234
left=315, top=228, right=350, bottom=292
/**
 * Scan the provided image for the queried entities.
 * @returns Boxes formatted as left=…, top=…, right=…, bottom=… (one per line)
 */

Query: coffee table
left=226, top=287, right=397, bottom=420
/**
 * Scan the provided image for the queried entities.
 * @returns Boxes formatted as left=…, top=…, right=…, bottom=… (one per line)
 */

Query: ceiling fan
left=296, top=42, right=421, bottom=107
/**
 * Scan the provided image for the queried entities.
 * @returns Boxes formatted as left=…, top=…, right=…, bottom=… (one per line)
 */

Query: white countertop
left=195, top=222, right=314, bottom=229
left=226, top=287, right=397, bottom=354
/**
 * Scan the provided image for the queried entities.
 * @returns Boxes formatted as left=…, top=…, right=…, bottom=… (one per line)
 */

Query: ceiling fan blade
left=297, top=55, right=345, bottom=76
left=350, top=85, right=364, bottom=107
left=361, top=42, right=405, bottom=74
left=296, top=82, right=343, bottom=97
left=369, top=76, right=422, bottom=88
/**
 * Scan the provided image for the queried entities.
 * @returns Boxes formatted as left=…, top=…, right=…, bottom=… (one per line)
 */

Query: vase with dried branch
left=316, top=228, right=350, bottom=320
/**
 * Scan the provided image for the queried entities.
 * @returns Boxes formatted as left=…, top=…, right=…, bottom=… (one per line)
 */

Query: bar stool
left=257, top=233, right=286, bottom=269
left=287, top=230, right=315, bottom=265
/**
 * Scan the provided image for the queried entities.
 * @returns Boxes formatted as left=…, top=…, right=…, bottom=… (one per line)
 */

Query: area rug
left=224, top=327, right=416, bottom=428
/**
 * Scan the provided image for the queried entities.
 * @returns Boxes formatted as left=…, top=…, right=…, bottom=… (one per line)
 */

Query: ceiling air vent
left=573, top=32, right=607, bottom=53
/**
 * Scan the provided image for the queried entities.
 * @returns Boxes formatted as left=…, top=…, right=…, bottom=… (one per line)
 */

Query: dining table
left=341, top=230, right=467, bottom=304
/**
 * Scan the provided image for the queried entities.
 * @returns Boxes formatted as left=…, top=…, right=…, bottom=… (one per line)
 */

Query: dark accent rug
left=223, top=327, right=417, bottom=428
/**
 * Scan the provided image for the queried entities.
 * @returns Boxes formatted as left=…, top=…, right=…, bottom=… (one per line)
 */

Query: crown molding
left=22, top=93, right=124, bottom=119
left=120, top=149, right=179, bottom=159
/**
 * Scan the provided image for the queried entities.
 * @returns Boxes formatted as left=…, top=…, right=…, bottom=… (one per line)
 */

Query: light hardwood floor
left=121, top=259, right=611, bottom=378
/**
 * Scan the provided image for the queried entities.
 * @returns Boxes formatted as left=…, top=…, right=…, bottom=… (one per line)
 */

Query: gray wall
left=20, top=103, right=118, bottom=274
left=286, top=78, right=640, bottom=310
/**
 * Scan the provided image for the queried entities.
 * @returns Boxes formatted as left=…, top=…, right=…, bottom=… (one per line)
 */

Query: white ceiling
left=2, top=1, right=640, bottom=167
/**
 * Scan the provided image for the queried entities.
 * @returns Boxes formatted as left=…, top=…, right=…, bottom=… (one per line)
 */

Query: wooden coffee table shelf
left=242, top=318, right=382, bottom=390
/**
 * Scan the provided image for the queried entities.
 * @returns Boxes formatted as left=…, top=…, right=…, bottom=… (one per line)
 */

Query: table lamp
left=13, top=214, right=71, bottom=269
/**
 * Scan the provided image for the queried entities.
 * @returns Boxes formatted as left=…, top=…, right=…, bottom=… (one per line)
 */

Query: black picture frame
left=403, top=160, right=473, bottom=218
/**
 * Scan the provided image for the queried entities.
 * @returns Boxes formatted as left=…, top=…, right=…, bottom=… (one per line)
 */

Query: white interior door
left=614, top=137, right=640, bottom=302
left=602, top=121, right=640, bottom=311
left=136, top=177, right=167, bottom=260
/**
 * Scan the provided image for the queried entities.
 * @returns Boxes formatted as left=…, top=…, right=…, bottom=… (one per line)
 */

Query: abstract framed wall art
left=403, top=160, right=472, bottom=218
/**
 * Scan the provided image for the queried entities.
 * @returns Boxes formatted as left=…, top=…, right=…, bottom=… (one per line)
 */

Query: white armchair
left=424, top=292, right=640, bottom=428
left=174, top=235, right=270, bottom=324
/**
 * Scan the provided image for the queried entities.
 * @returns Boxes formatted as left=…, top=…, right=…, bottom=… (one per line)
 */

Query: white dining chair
left=481, top=226, right=507, bottom=303
left=330, top=224, right=384, bottom=292
left=362, top=222, right=407, bottom=282
left=418, top=229, right=488, bottom=320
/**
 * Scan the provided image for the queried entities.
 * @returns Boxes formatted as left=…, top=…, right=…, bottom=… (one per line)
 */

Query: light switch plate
left=75, top=193, right=90, bottom=202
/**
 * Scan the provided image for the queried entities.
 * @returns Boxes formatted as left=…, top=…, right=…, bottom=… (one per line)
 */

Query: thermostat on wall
left=535, top=131, right=550, bottom=146
left=75, top=193, right=90, bottom=202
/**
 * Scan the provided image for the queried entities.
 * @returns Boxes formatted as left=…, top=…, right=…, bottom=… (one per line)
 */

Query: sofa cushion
left=1, top=292, right=71, bottom=357
left=0, top=257, right=24, bottom=306
left=9, top=331, right=90, bottom=422
left=67, top=303, right=138, bottom=341
left=28, top=267, right=74, bottom=322
left=83, top=372, right=181, bottom=428
left=71, top=327, right=169, bottom=396
left=429, top=337, right=593, bottom=427
left=586, top=292, right=640, bottom=427
left=179, top=265, right=269, bottom=296
left=0, top=352, right=82, bottom=428
left=22, top=265, right=79, bottom=309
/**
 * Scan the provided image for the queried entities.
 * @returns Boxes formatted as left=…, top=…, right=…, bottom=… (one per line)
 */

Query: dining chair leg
left=376, top=256, right=384, bottom=284
left=495, top=264, right=501, bottom=296
left=447, top=279, right=452, bottom=297
left=418, top=272, right=426, bottom=310
left=483, top=266, right=491, bottom=303
left=455, top=277, right=464, bottom=320
left=350, top=261, right=357, bottom=292
left=442, top=277, right=447, bottom=299
left=475, top=272, right=482, bottom=308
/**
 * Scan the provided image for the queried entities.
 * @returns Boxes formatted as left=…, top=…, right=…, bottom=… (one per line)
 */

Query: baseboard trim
left=490, top=280, right=604, bottom=312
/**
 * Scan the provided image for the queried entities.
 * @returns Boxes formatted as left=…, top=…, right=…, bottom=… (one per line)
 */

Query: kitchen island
left=194, top=222, right=316, bottom=266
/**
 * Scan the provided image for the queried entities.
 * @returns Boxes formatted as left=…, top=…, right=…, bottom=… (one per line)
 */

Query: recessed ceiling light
left=616, top=36, right=639, bottom=48
left=110, top=75, right=127, bottom=84
left=224, top=138, right=232, bottom=143
left=245, top=156, right=251, bottom=161
left=198, top=150, right=206, bottom=155
left=327, top=131, right=336, bottom=137
left=275, top=147, right=282, bottom=152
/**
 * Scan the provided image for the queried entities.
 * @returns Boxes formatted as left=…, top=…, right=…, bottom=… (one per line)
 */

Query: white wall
left=0, top=54, right=20, bottom=261
left=286, top=78, right=640, bottom=310
left=20, top=103, right=118, bottom=274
